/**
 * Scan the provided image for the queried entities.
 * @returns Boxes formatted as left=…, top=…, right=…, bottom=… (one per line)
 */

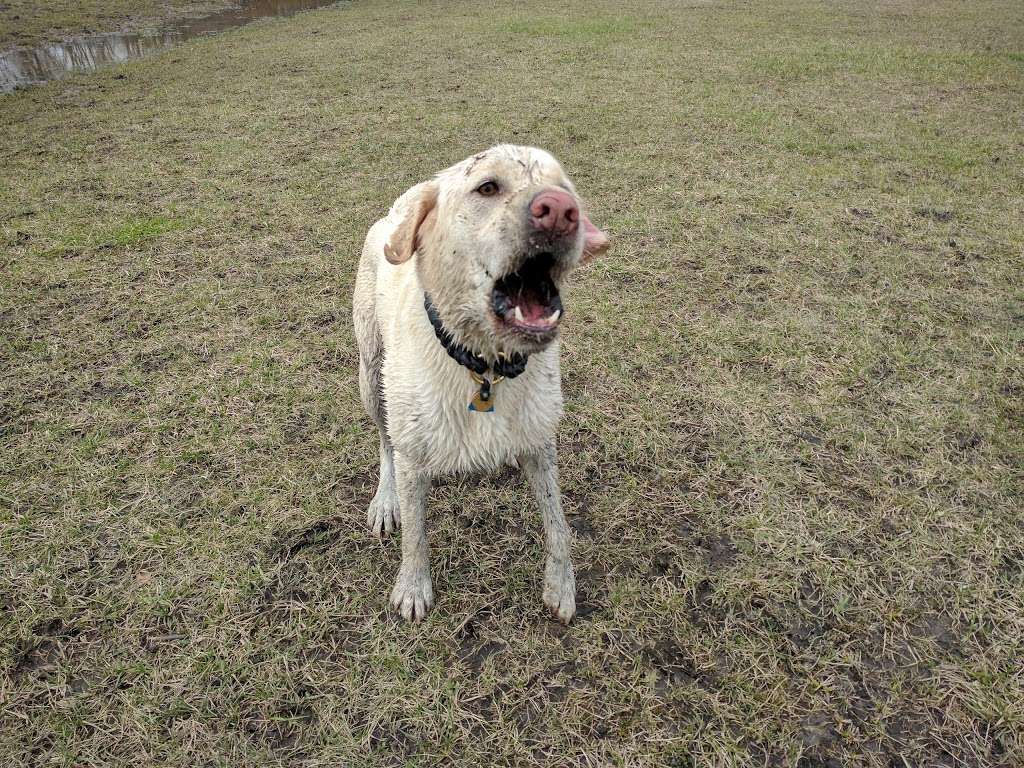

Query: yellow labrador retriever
left=353, top=145, right=608, bottom=623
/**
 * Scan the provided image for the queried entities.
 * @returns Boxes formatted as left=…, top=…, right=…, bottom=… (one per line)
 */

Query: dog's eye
left=475, top=180, right=500, bottom=197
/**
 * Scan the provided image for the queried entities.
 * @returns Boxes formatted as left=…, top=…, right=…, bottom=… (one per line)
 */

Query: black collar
left=424, top=294, right=528, bottom=379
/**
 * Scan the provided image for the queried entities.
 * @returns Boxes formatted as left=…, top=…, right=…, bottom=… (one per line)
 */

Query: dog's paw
left=367, top=492, right=401, bottom=538
left=543, top=560, right=576, bottom=625
left=390, top=567, right=434, bottom=623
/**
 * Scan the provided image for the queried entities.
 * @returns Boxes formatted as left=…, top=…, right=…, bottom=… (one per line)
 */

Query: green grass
left=503, top=17, right=651, bottom=37
left=1, top=0, right=1023, bottom=766
left=36, top=215, right=184, bottom=255
left=107, top=216, right=182, bottom=246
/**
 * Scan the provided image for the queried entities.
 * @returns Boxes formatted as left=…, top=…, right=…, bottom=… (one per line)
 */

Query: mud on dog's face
left=384, top=145, right=609, bottom=356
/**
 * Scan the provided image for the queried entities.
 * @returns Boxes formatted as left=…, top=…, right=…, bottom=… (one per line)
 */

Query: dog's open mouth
left=491, top=253, right=563, bottom=335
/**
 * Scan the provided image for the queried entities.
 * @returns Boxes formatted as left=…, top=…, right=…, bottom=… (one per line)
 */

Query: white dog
left=352, top=145, right=608, bottom=623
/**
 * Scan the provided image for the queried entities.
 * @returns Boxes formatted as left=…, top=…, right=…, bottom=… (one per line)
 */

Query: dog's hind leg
left=358, top=341, right=401, bottom=537
left=354, top=242, right=401, bottom=538
left=520, top=441, right=576, bottom=624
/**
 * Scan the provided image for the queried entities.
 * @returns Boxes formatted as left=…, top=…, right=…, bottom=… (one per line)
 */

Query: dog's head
left=384, top=144, right=609, bottom=358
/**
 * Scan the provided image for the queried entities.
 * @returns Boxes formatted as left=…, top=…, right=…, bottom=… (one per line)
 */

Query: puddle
left=1, top=0, right=341, bottom=93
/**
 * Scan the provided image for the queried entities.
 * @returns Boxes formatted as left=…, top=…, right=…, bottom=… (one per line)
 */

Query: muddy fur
left=352, top=145, right=607, bottom=623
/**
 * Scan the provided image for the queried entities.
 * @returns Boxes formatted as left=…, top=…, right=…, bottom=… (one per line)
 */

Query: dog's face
left=384, top=145, right=608, bottom=358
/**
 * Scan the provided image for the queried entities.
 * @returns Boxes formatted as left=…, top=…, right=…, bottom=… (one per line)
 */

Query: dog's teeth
left=513, top=305, right=525, bottom=323
left=547, top=309, right=561, bottom=324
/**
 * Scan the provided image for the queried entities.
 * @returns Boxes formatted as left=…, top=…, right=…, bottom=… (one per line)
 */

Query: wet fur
left=352, top=145, right=605, bottom=623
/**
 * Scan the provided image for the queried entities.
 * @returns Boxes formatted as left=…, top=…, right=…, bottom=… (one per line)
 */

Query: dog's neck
left=423, top=294, right=528, bottom=379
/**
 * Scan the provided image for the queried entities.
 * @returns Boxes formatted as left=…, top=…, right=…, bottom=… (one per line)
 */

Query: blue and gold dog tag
left=469, top=390, right=495, bottom=412
left=468, top=372, right=502, bottom=413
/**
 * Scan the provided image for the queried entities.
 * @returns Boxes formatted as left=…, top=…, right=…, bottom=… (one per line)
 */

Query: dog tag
left=469, top=375, right=496, bottom=413
left=469, top=389, right=495, bottom=413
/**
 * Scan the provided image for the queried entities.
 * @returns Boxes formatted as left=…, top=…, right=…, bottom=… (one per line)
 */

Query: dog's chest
left=384, top=343, right=563, bottom=475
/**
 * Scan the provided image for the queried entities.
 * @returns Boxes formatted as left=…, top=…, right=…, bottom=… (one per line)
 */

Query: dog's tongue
left=492, top=253, right=563, bottom=331
left=506, top=288, right=562, bottom=328
left=512, top=294, right=550, bottom=322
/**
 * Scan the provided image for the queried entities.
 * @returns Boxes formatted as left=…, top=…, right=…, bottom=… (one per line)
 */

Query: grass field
left=2, top=0, right=1023, bottom=765
left=0, top=0, right=229, bottom=49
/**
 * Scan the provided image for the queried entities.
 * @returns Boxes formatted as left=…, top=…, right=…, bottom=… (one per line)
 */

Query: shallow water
left=0, top=0, right=340, bottom=93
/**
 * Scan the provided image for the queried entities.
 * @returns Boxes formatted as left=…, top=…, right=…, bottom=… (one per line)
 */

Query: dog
left=352, top=145, right=608, bottom=624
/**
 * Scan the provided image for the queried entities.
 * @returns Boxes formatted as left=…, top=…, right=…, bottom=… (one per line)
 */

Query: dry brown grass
left=1, top=1, right=1022, bottom=765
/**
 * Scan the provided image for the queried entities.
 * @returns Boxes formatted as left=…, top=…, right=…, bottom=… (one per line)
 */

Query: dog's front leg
left=389, top=451, right=433, bottom=622
left=521, top=441, right=576, bottom=624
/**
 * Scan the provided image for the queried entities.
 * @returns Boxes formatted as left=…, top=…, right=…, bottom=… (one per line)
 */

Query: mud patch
left=650, top=531, right=737, bottom=578
left=644, top=638, right=721, bottom=697
left=513, top=661, right=584, bottom=729
left=911, top=614, right=960, bottom=654
left=706, top=533, right=737, bottom=567
left=458, top=639, right=505, bottom=673
left=914, top=207, right=954, bottom=222
left=12, top=617, right=78, bottom=680
left=456, top=617, right=507, bottom=676
left=368, top=721, right=420, bottom=759
left=574, top=563, right=608, bottom=619
left=784, top=576, right=833, bottom=649
left=274, top=518, right=345, bottom=561
left=800, top=711, right=842, bottom=766
left=243, top=697, right=316, bottom=754
left=566, top=509, right=596, bottom=538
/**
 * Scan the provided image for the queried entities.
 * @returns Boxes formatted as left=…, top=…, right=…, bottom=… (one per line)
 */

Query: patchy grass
left=106, top=215, right=182, bottom=246
left=503, top=17, right=652, bottom=38
left=37, top=215, right=185, bottom=255
left=1, top=0, right=1022, bottom=766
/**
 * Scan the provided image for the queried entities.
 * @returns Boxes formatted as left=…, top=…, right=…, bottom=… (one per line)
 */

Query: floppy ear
left=580, top=213, right=609, bottom=264
left=384, top=182, right=439, bottom=265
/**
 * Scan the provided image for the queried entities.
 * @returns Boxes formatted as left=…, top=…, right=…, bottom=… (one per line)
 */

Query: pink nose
left=529, top=188, right=579, bottom=237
